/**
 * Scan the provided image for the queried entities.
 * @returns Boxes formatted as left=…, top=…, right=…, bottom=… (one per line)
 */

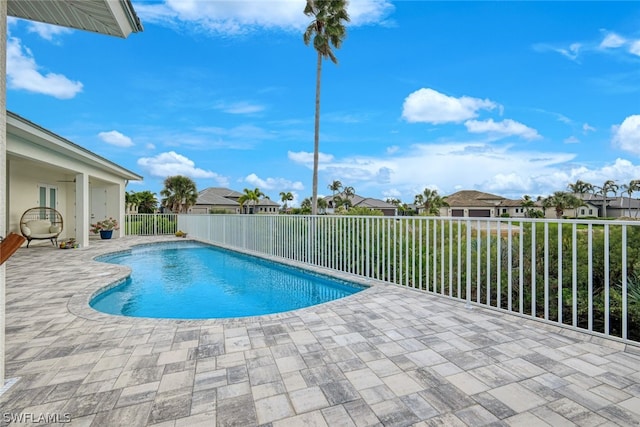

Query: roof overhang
left=7, top=0, right=143, bottom=38
left=7, top=111, right=143, bottom=182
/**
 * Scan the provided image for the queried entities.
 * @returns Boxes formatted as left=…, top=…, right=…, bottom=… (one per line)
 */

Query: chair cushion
left=25, top=220, right=52, bottom=235
left=20, top=225, right=31, bottom=237
left=49, top=225, right=61, bottom=234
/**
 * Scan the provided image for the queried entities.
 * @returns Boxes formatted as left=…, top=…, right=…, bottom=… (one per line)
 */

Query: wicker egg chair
left=19, top=207, right=64, bottom=248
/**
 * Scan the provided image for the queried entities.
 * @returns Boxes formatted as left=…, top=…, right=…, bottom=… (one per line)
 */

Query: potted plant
left=90, top=217, right=119, bottom=239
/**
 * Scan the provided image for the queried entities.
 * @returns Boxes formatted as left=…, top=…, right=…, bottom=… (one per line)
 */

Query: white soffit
left=7, top=0, right=143, bottom=38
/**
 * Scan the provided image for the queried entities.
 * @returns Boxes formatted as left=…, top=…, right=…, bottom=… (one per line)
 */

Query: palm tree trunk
left=312, top=52, right=322, bottom=216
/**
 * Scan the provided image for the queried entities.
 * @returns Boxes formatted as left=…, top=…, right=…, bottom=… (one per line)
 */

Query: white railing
left=125, top=213, right=178, bottom=235
left=176, top=214, right=640, bottom=345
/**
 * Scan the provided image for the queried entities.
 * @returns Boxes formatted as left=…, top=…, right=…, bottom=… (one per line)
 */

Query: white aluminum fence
left=125, top=213, right=178, bottom=235
left=169, top=214, right=639, bottom=345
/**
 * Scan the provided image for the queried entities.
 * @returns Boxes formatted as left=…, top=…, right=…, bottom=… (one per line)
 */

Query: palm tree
left=238, top=188, right=264, bottom=214
left=300, top=197, right=312, bottom=214
left=125, top=191, right=140, bottom=213
left=416, top=188, right=447, bottom=215
left=304, top=0, right=350, bottom=215
left=342, top=186, right=355, bottom=209
left=317, top=197, right=328, bottom=214
left=621, top=180, right=640, bottom=217
left=597, top=180, right=619, bottom=218
left=136, top=190, right=158, bottom=214
left=328, top=180, right=342, bottom=210
left=544, top=191, right=584, bottom=219
left=160, top=175, right=198, bottom=213
left=521, top=195, right=535, bottom=218
left=279, top=191, right=294, bottom=211
left=567, top=180, right=594, bottom=197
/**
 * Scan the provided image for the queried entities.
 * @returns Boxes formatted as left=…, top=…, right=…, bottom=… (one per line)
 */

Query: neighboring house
left=324, top=194, right=397, bottom=216
left=572, top=201, right=601, bottom=218
left=191, top=188, right=242, bottom=214
left=578, top=195, right=640, bottom=218
left=7, top=112, right=143, bottom=247
left=606, top=197, right=640, bottom=218
left=192, top=187, right=280, bottom=214
left=441, top=190, right=505, bottom=217
left=495, top=199, right=528, bottom=217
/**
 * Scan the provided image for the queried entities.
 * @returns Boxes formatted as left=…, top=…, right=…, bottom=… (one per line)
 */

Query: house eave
left=7, top=0, right=143, bottom=38
left=7, top=111, right=142, bottom=182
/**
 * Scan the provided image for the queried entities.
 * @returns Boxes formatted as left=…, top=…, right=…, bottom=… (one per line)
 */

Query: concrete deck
left=2, top=236, right=640, bottom=426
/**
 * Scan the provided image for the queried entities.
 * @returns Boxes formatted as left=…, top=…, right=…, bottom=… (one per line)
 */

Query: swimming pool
left=90, top=241, right=365, bottom=319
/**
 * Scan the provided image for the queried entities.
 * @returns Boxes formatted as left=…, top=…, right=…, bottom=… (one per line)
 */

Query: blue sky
left=6, top=1, right=640, bottom=206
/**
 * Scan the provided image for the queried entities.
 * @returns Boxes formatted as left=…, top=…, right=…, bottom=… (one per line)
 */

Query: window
left=38, top=184, right=57, bottom=209
left=589, top=209, right=593, bottom=215
left=581, top=209, right=585, bottom=215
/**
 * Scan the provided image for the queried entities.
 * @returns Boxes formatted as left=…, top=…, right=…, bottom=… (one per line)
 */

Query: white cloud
left=464, top=119, right=541, bottom=140
left=6, top=37, right=83, bottom=99
left=137, top=151, right=224, bottom=179
left=300, top=142, right=572, bottom=199
left=98, top=130, right=134, bottom=147
left=582, top=123, right=596, bottom=133
left=146, top=143, right=156, bottom=150
left=600, top=32, right=626, bottom=49
left=136, top=0, right=393, bottom=35
left=287, top=151, right=335, bottom=165
left=564, top=136, right=580, bottom=144
left=557, top=43, right=581, bottom=61
left=26, top=22, right=72, bottom=41
left=214, top=101, right=265, bottom=114
left=612, top=115, right=640, bottom=155
left=402, top=88, right=497, bottom=124
left=551, top=158, right=640, bottom=191
left=630, top=40, right=640, bottom=56
left=244, top=173, right=304, bottom=191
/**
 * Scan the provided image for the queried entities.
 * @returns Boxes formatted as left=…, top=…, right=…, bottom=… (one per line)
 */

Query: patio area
left=1, top=236, right=640, bottom=426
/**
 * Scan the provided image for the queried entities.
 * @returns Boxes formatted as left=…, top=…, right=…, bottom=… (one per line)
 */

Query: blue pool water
left=90, top=241, right=365, bottom=319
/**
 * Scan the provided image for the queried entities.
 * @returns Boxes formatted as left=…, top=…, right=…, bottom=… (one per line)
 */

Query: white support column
left=1, top=0, right=9, bottom=387
left=75, top=173, right=90, bottom=248
left=118, top=183, right=125, bottom=238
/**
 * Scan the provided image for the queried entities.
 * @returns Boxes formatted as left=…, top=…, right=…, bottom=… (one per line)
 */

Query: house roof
left=577, top=194, right=640, bottom=209
left=497, top=199, right=525, bottom=207
left=200, top=187, right=245, bottom=199
left=356, top=198, right=397, bottom=209
left=323, top=194, right=396, bottom=210
left=196, top=187, right=280, bottom=207
left=196, top=190, right=240, bottom=207
left=7, top=0, right=143, bottom=38
left=258, top=198, right=280, bottom=207
left=7, top=111, right=142, bottom=181
left=607, top=196, right=640, bottom=209
left=445, top=190, right=505, bottom=207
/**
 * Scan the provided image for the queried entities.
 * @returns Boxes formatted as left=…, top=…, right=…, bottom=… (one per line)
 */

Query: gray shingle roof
left=199, top=187, right=244, bottom=199
left=196, top=191, right=239, bottom=206
left=356, top=198, right=397, bottom=209
left=444, top=190, right=505, bottom=207
left=196, top=187, right=280, bottom=208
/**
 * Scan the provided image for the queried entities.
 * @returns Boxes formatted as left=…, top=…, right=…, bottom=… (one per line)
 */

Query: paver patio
left=1, top=236, right=639, bottom=426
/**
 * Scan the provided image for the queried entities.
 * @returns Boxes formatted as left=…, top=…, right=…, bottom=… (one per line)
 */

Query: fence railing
left=125, top=213, right=178, bottom=235
left=169, top=214, right=639, bottom=345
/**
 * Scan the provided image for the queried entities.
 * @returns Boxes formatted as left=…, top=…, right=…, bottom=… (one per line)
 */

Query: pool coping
left=67, top=237, right=387, bottom=325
